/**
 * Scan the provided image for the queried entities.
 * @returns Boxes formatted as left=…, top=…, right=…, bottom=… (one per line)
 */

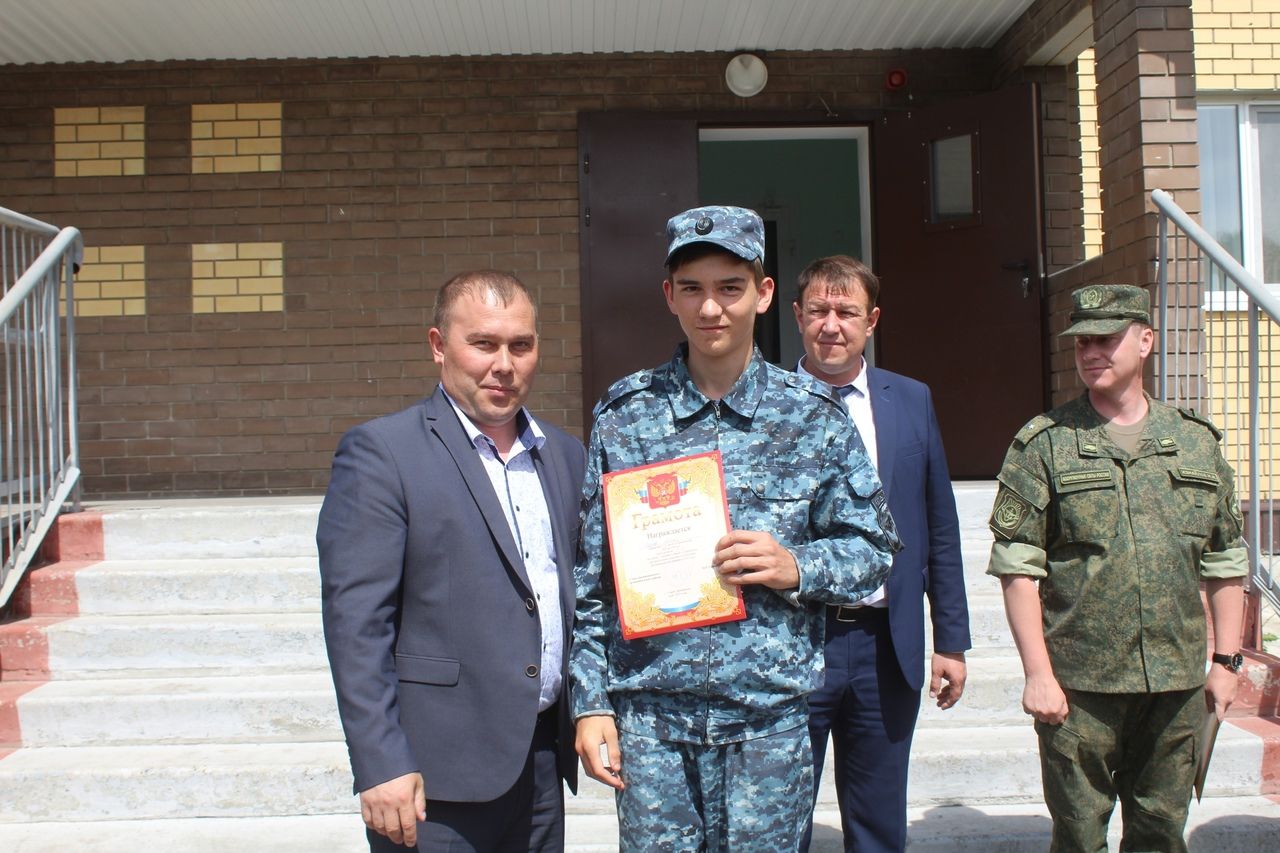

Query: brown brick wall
left=0, top=51, right=994, bottom=497
left=1039, top=0, right=1202, bottom=405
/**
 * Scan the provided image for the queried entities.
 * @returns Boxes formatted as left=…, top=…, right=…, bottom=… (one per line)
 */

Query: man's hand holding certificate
left=602, top=451, right=746, bottom=639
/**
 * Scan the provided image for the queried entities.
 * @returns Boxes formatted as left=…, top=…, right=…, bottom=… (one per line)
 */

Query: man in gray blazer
left=318, top=270, right=586, bottom=851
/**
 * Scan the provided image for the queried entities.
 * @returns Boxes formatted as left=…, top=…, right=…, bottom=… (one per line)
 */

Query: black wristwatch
left=1212, top=652, right=1244, bottom=673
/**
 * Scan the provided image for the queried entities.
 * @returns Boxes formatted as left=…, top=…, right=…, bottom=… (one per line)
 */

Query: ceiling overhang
left=0, top=0, right=1041, bottom=66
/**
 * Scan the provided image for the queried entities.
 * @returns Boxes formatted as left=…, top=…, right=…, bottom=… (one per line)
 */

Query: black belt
left=829, top=604, right=887, bottom=623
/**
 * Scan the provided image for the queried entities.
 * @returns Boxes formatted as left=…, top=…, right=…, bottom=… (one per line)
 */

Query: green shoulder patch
left=990, top=486, right=1033, bottom=540
left=1014, top=414, right=1054, bottom=447
left=1178, top=407, right=1223, bottom=441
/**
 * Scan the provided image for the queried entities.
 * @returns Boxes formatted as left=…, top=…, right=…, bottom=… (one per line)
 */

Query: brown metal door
left=578, top=113, right=699, bottom=430
left=874, top=85, right=1046, bottom=477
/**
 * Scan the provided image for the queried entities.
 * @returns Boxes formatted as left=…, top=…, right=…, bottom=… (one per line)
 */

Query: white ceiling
left=0, top=0, right=1039, bottom=66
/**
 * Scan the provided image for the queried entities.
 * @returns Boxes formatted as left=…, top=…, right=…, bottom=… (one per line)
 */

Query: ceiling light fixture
left=725, top=53, right=768, bottom=98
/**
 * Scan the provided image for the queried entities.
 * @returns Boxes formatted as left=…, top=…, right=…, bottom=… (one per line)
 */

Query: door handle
left=1002, top=260, right=1032, bottom=298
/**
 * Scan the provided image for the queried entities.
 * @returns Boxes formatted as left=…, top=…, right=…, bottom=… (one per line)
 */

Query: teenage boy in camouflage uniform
left=570, top=205, right=900, bottom=852
left=987, top=284, right=1247, bottom=852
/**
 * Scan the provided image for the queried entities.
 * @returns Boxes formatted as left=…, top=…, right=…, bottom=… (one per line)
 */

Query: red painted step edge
left=40, top=510, right=105, bottom=563
left=1225, top=716, right=1280, bottom=795
left=0, top=511, right=103, bottom=755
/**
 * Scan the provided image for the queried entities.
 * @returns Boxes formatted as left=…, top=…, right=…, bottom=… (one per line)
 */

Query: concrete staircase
left=0, top=489, right=1276, bottom=851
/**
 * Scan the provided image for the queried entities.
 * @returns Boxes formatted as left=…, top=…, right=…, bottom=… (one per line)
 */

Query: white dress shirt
left=799, top=356, right=887, bottom=609
left=444, top=391, right=564, bottom=711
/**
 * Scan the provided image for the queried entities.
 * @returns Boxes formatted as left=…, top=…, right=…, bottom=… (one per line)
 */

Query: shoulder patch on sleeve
left=990, top=488, right=1034, bottom=540
left=1013, top=414, right=1054, bottom=447
left=1178, top=406, right=1223, bottom=441
left=592, top=371, right=652, bottom=419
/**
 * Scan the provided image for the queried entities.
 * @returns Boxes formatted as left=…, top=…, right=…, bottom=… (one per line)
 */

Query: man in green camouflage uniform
left=571, top=206, right=900, bottom=851
left=986, top=284, right=1247, bottom=852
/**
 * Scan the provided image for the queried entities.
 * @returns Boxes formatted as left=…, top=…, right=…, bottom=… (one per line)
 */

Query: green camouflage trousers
left=615, top=724, right=813, bottom=852
left=1035, top=686, right=1202, bottom=853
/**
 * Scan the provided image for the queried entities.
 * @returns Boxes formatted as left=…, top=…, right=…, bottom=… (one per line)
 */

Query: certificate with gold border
left=602, top=450, right=745, bottom=640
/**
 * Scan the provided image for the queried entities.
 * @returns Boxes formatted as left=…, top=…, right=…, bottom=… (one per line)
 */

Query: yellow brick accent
left=215, top=295, right=263, bottom=313
left=1076, top=49, right=1103, bottom=259
left=1195, top=0, right=1280, bottom=90
left=191, top=242, right=285, bottom=313
left=214, top=155, right=261, bottom=173
left=99, top=106, right=144, bottom=123
left=192, top=104, right=237, bottom=121
left=193, top=279, right=238, bottom=296
left=62, top=245, right=147, bottom=317
left=192, top=243, right=238, bottom=261
left=191, top=139, right=237, bottom=157
left=191, top=102, right=283, bottom=174
left=238, top=242, right=283, bottom=259
left=76, top=160, right=123, bottom=177
left=101, top=245, right=144, bottom=263
left=237, top=102, right=282, bottom=120
left=54, top=106, right=146, bottom=178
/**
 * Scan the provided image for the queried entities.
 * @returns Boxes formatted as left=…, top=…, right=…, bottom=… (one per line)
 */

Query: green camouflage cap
left=665, top=205, right=765, bottom=266
left=1059, top=284, right=1152, bottom=336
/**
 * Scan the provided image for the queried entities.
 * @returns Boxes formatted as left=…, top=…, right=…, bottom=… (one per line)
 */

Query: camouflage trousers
left=615, top=724, right=813, bottom=852
left=1035, top=686, right=1202, bottom=853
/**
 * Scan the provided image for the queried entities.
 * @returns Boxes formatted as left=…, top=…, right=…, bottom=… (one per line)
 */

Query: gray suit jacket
left=318, top=386, right=585, bottom=801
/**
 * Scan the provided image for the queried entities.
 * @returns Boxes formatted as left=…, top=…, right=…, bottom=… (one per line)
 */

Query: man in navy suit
left=795, top=255, right=972, bottom=852
left=318, top=270, right=585, bottom=851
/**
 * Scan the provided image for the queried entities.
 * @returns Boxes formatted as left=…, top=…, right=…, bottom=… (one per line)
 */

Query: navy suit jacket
left=865, top=366, right=971, bottom=690
left=317, top=386, right=585, bottom=802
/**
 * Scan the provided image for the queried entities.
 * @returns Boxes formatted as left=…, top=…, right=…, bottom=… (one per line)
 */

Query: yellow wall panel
left=65, top=245, right=147, bottom=317
left=189, top=242, right=285, bottom=314
left=54, top=105, right=145, bottom=177
left=191, top=102, right=283, bottom=174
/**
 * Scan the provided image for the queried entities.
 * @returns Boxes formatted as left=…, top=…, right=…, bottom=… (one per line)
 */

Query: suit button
left=525, top=665, right=538, bottom=677
left=525, top=598, right=536, bottom=611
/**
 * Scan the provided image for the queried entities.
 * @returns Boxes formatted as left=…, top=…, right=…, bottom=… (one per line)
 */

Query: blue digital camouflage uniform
left=571, top=343, right=900, bottom=851
left=987, top=392, right=1248, bottom=852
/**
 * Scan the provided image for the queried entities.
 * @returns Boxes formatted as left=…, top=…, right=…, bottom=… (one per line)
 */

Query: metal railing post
left=0, top=206, right=82, bottom=608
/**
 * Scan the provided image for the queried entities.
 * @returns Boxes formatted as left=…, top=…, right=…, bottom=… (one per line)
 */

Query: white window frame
left=1198, top=96, right=1280, bottom=309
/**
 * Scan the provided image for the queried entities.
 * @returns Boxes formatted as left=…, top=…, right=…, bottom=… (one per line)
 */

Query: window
left=927, top=133, right=978, bottom=227
left=1197, top=101, right=1280, bottom=295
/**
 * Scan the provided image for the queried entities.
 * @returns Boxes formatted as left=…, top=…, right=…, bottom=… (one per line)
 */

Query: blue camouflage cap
left=665, top=205, right=765, bottom=266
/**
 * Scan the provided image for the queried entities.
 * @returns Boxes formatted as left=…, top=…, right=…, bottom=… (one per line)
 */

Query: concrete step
left=915, top=655, right=1026, bottom=728
left=95, top=498, right=322, bottom=560
left=1, top=613, right=326, bottom=679
left=927, top=596, right=1015, bottom=653
left=812, top=796, right=1280, bottom=852
left=20, top=558, right=322, bottom=616
left=0, top=815, right=368, bottom=853
left=9, top=673, right=341, bottom=747
left=952, top=482, right=998, bottom=533
left=0, top=796, right=1275, bottom=853
left=0, top=741, right=355, bottom=822
left=561, top=720, right=1274, bottom=813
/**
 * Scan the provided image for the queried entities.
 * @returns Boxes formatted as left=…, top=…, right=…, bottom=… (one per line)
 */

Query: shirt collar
left=668, top=343, right=768, bottom=421
left=797, top=355, right=868, bottom=397
left=440, top=387, right=545, bottom=454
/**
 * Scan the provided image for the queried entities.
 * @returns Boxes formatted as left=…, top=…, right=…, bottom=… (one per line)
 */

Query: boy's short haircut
left=667, top=242, right=767, bottom=285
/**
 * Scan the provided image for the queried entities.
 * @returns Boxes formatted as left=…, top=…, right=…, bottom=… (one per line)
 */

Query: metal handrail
left=0, top=205, right=82, bottom=609
left=1153, top=187, right=1279, bottom=616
